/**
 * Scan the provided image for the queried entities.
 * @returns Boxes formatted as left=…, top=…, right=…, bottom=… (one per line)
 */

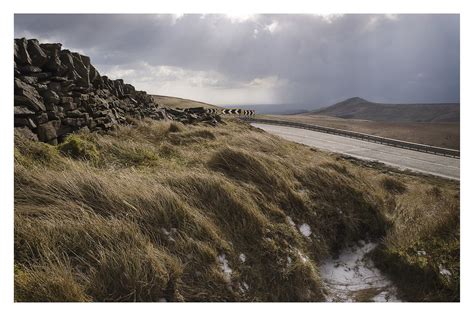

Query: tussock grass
left=14, top=118, right=459, bottom=301
left=15, top=129, right=62, bottom=167
left=58, top=134, right=100, bottom=164
left=380, top=176, right=408, bottom=194
left=372, top=184, right=459, bottom=301
left=15, top=259, right=92, bottom=302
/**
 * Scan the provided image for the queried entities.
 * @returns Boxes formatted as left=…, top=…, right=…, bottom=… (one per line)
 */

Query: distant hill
left=152, top=95, right=221, bottom=109
left=310, top=97, right=460, bottom=123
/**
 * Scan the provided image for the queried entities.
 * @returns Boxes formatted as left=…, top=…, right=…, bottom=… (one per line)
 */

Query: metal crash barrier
left=240, top=117, right=460, bottom=158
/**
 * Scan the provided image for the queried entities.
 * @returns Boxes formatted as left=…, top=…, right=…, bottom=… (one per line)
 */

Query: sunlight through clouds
left=14, top=14, right=460, bottom=106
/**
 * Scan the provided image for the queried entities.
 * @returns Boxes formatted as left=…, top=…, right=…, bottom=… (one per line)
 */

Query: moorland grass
left=14, top=118, right=459, bottom=302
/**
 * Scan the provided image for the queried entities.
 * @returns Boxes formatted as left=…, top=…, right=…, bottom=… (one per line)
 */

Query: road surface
left=252, top=123, right=460, bottom=180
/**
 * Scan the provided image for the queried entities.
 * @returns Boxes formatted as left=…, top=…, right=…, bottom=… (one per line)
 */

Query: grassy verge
left=14, top=118, right=459, bottom=301
left=371, top=183, right=459, bottom=301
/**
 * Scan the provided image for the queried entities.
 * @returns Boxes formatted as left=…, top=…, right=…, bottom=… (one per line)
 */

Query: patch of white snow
left=299, top=223, right=312, bottom=237
left=286, top=216, right=296, bottom=227
left=319, top=240, right=400, bottom=302
left=297, top=250, right=309, bottom=263
left=439, top=265, right=452, bottom=278
left=218, top=254, right=232, bottom=282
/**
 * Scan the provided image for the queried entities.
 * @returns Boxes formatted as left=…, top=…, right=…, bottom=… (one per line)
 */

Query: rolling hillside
left=310, top=97, right=459, bottom=123
left=152, top=95, right=221, bottom=109
left=14, top=119, right=459, bottom=302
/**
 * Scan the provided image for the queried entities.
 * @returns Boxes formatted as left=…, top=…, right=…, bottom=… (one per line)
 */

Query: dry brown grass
left=372, top=183, right=459, bottom=301
left=14, top=118, right=459, bottom=302
left=151, top=95, right=220, bottom=109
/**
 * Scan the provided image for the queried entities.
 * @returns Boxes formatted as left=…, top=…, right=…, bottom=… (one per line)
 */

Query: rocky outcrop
left=14, top=38, right=221, bottom=144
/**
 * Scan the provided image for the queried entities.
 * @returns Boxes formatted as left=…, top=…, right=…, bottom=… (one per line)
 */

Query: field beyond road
left=260, top=114, right=460, bottom=150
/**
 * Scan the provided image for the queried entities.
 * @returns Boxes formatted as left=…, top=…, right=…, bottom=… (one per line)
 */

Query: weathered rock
left=71, top=85, right=89, bottom=93
left=72, top=53, right=91, bottom=87
left=61, top=96, right=74, bottom=103
left=50, top=76, right=69, bottom=82
left=59, top=51, right=91, bottom=87
left=187, top=107, right=206, bottom=114
left=92, top=110, right=110, bottom=118
left=89, top=65, right=100, bottom=84
left=19, top=76, right=38, bottom=85
left=18, top=65, right=42, bottom=75
left=14, top=79, right=46, bottom=112
left=62, top=117, right=87, bottom=127
left=14, top=105, right=35, bottom=116
left=29, top=72, right=52, bottom=80
left=14, top=38, right=32, bottom=66
left=65, top=109, right=86, bottom=118
left=62, top=102, right=77, bottom=111
left=57, top=124, right=74, bottom=138
left=47, top=111, right=60, bottom=120
left=45, top=103, right=58, bottom=112
left=167, top=108, right=185, bottom=116
left=35, top=113, right=49, bottom=124
left=37, top=121, right=59, bottom=143
left=40, top=43, right=62, bottom=54
left=40, top=90, right=61, bottom=105
left=15, top=126, right=39, bottom=141
left=123, top=84, right=135, bottom=95
left=44, top=50, right=63, bottom=73
left=27, top=39, right=48, bottom=67
left=34, top=83, right=49, bottom=93
left=59, top=50, right=75, bottom=69
left=14, top=117, right=37, bottom=129
left=47, top=81, right=63, bottom=92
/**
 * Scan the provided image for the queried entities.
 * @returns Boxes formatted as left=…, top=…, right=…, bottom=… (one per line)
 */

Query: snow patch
left=417, top=250, right=427, bottom=256
left=218, top=254, right=232, bottom=282
left=439, top=265, right=452, bottom=278
left=299, top=223, right=312, bottom=237
left=286, top=216, right=296, bottom=227
left=297, top=250, right=309, bottom=263
left=239, top=282, right=250, bottom=292
left=239, top=253, right=246, bottom=263
left=320, top=240, right=400, bottom=302
left=160, top=227, right=177, bottom=242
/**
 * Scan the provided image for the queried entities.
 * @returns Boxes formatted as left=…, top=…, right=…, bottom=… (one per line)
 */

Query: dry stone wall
left=14, top=38, right=221, bottom=144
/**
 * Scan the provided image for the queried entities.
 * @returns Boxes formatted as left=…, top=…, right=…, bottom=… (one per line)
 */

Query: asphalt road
left=252, top=123, right=460, bottom=180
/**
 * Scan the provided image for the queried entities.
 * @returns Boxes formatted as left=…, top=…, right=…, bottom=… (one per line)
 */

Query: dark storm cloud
left=14, top=14, right=460, bottom=106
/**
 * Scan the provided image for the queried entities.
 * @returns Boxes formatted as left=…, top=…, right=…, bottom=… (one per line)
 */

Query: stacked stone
left=14, top=38, right=221, bottom=144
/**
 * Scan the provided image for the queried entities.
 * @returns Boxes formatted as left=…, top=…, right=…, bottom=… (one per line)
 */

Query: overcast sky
left=14, top=14, right=459, bottom=107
